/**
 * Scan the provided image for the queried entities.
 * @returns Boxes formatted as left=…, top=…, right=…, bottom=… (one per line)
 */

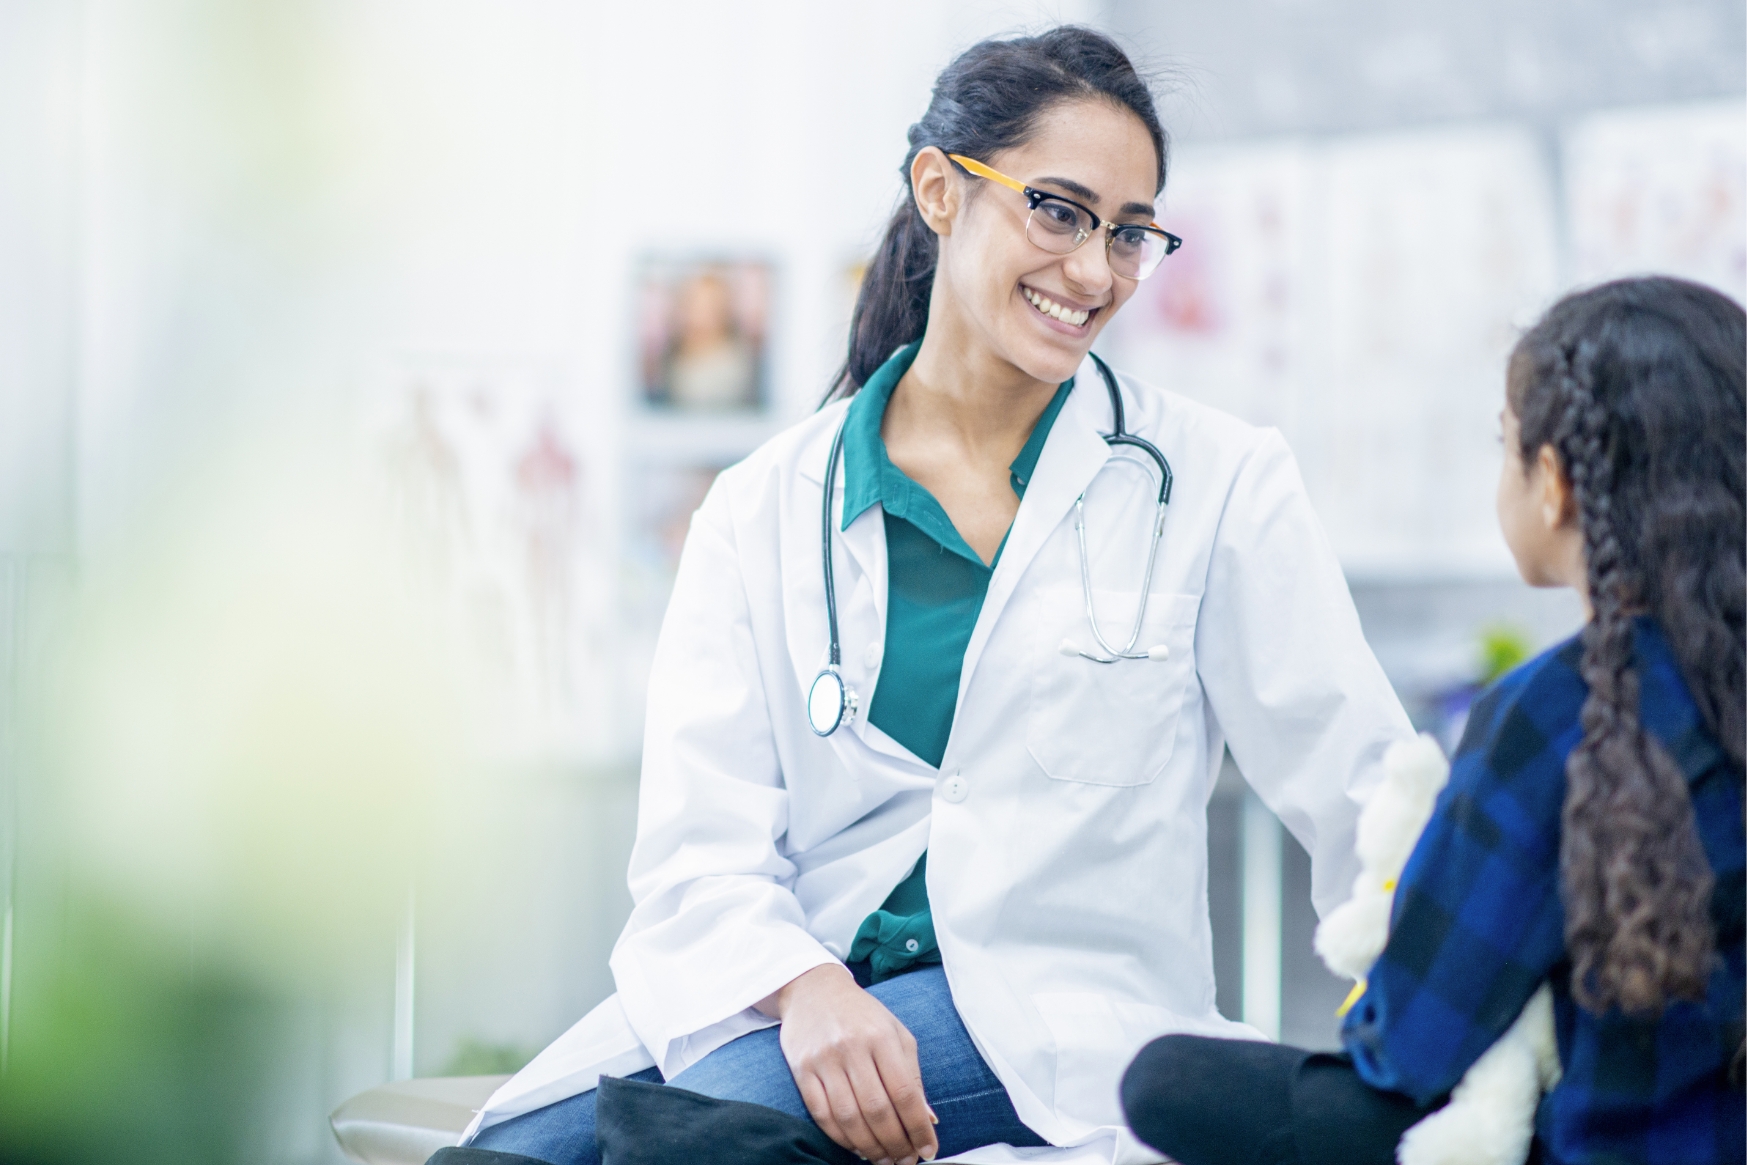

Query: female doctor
left=460, top=26, right=1412, bottom=1165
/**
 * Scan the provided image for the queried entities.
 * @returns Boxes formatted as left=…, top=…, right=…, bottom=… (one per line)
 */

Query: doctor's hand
left=758, top=963, right=938, bottom=1165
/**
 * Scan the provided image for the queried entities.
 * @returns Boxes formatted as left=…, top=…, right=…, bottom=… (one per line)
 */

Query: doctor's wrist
left=755, top=962, right=855, bottom=1019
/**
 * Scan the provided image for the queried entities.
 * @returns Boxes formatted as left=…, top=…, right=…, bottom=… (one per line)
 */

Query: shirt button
left=941, top=773, right=968, bottom=803
left=863, top=642, right=882, bottom=669
left=905, top=938, right=920, bottom=953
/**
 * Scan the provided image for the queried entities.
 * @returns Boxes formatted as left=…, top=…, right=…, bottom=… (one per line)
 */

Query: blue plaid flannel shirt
left=1342, top=619, right=1745, bottom=1165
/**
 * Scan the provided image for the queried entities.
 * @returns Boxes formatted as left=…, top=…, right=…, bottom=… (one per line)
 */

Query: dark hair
left=1508, top=276, right=1745, bottom=1016
left=827, top=26, right=1167, bottom=400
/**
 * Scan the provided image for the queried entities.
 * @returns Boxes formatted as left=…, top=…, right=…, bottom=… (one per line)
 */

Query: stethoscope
left=807, top=353, right=1175, bottom=737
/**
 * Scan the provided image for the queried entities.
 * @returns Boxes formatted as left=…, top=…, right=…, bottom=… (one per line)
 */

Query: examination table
left=330, top=1075, right=509, bottom=1164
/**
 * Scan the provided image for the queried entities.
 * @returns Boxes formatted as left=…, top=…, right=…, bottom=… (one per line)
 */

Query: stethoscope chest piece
left=807, top=666, right=857, bottom=737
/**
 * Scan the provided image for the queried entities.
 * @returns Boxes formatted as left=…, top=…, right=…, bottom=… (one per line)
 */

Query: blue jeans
left=469, top=966, right=1047, bottom=1164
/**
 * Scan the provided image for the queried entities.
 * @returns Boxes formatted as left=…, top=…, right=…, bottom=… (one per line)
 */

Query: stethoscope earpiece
left=1059, top=638, right=1171, bottom=664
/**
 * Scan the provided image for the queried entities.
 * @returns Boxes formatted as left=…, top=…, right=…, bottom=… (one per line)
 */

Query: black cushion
left=593, top=1076, right=857, bottom=1165
left=427, top=1148, right=553, bottom=1165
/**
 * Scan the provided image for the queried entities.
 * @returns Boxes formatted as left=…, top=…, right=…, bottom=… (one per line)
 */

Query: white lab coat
left=463, top=356, right=1413, bottom=1163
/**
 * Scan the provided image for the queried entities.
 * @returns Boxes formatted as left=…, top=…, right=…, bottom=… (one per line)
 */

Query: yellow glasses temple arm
left=949, top=153, right=1175, bottom=246
left=948, top=154, right=1028, bottom=195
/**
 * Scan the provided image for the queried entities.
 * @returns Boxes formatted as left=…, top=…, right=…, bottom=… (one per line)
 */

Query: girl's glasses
left=949, top=154, right=1183, bottom=281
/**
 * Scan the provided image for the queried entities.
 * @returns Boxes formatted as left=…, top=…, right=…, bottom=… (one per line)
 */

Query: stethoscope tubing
left=1073, top=488, right=1168, bottom=663
left=820, top=419, right=846, bottom=670
left=810, top=354, right=1174, bottom=732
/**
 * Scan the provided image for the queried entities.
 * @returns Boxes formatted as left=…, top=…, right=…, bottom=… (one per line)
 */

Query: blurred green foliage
left=439, top=1037, right=537, bottom=1077
left=1478, top=623, right=1534, bottom=684
left=0, top=903, right=278, bottom=1165
left=0, top=401, right=469, bottom=1163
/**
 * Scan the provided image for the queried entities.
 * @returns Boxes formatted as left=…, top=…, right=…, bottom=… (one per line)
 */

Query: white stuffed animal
left=1315, top=733, right=1562, bottom=1165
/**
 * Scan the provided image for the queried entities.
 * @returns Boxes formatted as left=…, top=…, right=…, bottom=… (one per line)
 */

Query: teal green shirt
left=841, top=341, right=1072, bottom=983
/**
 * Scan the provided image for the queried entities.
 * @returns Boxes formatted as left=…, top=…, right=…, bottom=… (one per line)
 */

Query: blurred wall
left=1115, top=0, right=1745, bottom=140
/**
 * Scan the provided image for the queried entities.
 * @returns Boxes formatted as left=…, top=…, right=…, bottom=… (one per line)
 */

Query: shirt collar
left=839, top=342, right=919, bottom=530
left=839, top=340, right=1075, bottom=531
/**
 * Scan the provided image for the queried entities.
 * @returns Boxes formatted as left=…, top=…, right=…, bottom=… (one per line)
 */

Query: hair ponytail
left=843, top=199, right=939, bottom=392
left=827, top=26, right=1168, bottom=400
left=1510, top=276, right=1746, bottom=1016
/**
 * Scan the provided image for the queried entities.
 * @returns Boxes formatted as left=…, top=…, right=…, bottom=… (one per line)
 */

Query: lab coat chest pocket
left=1026, top=590, right=1200, bottom=787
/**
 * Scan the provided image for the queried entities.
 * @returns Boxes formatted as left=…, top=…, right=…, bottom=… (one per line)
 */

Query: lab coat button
left=940, top=774, right=969, bottom=803
left=863, top=642, right=882, bottom=669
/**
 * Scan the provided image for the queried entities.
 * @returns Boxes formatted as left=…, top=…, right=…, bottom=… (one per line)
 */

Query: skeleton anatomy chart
left=1564, top=100, right=1747, bottom=305
left=376, top=358, right=615, bottom=762
left=1107, top=128, right=1560, bottom=577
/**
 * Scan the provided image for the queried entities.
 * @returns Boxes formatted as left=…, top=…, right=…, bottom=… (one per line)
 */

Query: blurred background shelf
left=621, top=411, right=783, bottom=466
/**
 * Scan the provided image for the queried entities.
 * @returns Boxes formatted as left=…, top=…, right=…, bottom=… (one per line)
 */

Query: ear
left=1534, top=444, right=1578, bottom=531
left=910, top=147, right=961, bottom=237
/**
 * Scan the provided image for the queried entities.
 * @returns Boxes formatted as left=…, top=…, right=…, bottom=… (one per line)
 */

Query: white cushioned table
left=330, top=1076, right=509, bottom=1164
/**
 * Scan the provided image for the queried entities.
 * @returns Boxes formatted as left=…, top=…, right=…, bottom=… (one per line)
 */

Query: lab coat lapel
left=955, top=360, right=1112, bottom=715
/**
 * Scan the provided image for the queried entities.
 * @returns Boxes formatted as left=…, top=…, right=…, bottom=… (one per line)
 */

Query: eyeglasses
left=948, top=154, right=1183, bottom=281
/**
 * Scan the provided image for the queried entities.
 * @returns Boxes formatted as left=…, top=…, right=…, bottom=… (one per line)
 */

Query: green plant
left=440, top=1037, right=537, bottom=1077
left=1477, top=623, right=1534, bottom=685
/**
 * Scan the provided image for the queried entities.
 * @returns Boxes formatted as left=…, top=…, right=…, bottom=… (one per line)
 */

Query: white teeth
left=1024, top=287, right=1089, bottom=327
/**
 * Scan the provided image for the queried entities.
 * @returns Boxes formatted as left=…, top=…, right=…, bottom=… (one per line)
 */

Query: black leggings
left=1119, top=1034, right=1483, bottom=1165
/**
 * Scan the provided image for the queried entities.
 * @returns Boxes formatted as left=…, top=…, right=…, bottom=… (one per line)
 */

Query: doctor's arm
left=1193, top=431, right=1414, bottom=916
left=614, top=479, right=936, bottom=1165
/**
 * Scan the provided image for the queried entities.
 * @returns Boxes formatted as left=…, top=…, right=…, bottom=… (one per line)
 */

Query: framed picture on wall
left=636, top=258, right=772, bottom=412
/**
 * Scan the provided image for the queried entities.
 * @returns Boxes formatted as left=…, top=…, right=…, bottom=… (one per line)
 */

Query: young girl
left=1120, top=276, right=1746, bottom=1165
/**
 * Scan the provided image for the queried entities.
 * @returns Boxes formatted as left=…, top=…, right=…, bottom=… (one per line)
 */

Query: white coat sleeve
left=609, top=476, right=839, bottom=1078
left=1193, top=430, right=1415, bottom=916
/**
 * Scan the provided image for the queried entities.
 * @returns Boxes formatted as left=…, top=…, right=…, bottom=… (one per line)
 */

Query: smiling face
left=925, top=99, right=1161, bottom=386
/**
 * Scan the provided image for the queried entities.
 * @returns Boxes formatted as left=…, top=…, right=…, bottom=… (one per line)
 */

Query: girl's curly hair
left=1508, top=276, right=1744, bottom=1016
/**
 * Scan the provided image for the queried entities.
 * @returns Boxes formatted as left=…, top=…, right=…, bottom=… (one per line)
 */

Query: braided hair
left=1508, top=276, right=1745, bottom=1015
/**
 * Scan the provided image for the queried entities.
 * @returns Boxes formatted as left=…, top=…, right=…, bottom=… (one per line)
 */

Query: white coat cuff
left=618, top=937, right=841, bottom=1080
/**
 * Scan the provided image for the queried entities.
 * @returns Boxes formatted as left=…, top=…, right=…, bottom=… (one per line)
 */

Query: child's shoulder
left=1457, top=633, right=1588, bottom=763
left=1466, top=619, right=1717, bottom=765
left=1431, top=636, right=1588, bottom=859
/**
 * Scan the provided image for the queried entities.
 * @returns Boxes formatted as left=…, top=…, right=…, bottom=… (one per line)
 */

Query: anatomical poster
left=1101, top=142, right=1316, bottom=444
left=1563, top=100, right=1747, bottom=306
left=1311, top=126, right=1560, bottom=577
left=1104, top=130, right=1560, bottom=578
left=373, top=355, right=616, bottom=762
